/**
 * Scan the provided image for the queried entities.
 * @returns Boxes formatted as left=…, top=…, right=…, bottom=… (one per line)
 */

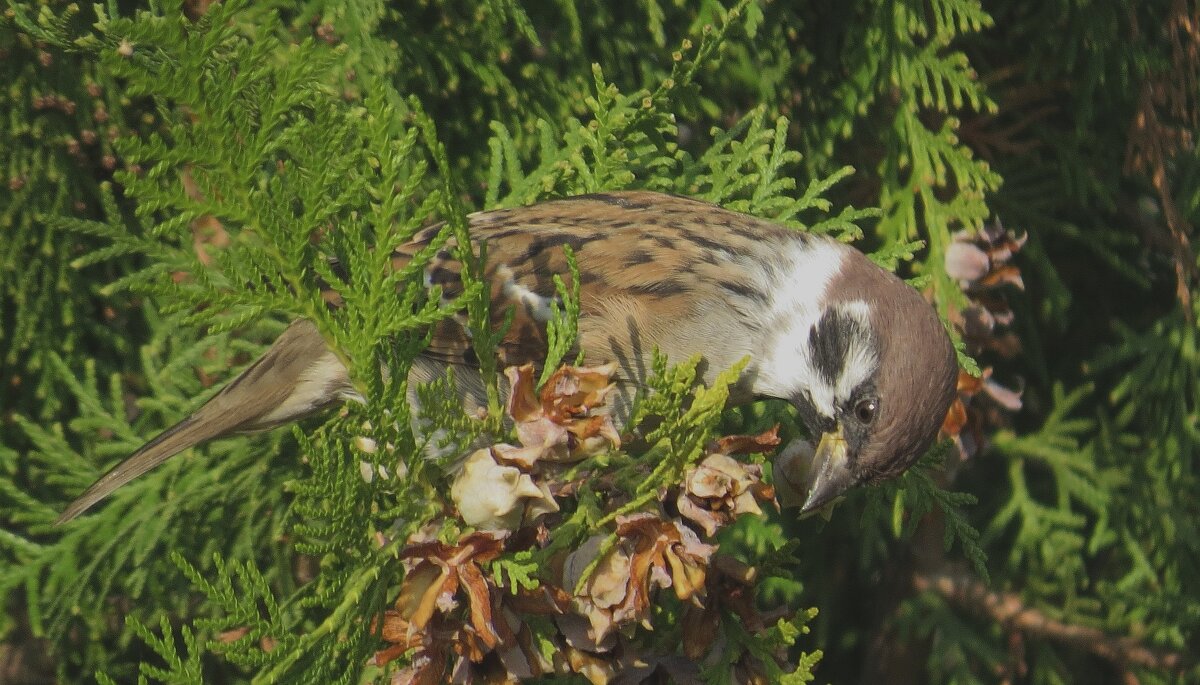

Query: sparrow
left=56, top=191, right=958, bottom=524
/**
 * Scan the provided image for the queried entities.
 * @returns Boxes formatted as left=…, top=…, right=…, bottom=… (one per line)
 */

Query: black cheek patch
left=792, top=392, right=834, bottom=437
left=807, top=308, right=867, bottom=386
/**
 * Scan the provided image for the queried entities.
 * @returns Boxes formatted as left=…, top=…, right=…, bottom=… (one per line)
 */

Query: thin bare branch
left=914, top=572, right=1192, bottom=674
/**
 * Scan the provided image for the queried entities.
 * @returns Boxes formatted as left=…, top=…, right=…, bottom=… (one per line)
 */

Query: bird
left=56, top=191, right=958, bottom=524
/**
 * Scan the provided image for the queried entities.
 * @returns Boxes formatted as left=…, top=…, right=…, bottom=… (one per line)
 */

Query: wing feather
left=387, top=191, right=795, bottom=389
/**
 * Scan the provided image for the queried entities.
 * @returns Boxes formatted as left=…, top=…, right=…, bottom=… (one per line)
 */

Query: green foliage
left=566, top=351, right=751, bottom=595
left=631, top=356, right=750, bottom=494
left=536, top=244, right=581, bottom=387
left=491, top=549, right=541, bottom=593
left=123, top=614, right=204, bottom=684
left=4, top=0, right=1200, bottom=683
left=1, top=1, right=144, bottom=427
left=1, top=318, right=297, bottom=680
left=866, top=443, right=990, bottom=582
left=702, top=609, right=822, bottom=685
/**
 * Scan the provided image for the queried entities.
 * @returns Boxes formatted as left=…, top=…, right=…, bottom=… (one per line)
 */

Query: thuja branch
left=1122, top=0, right=1200, bottom=321
left=913, top=572, right=1192, bottom=674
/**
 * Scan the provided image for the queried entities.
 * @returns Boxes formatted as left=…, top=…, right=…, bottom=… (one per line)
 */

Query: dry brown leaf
left=565, top=646, right=614, bottom=685
left=710, top=424, right=782, bottom=456
left=377, top=532, right=509, bottom=670
left=677, top=449, right=776, bottom=536
left=396, top=562, right=451, bottom=631
left=503, top=363, right=620, bottom=465
left=942, top=219, right=1028, bottom=459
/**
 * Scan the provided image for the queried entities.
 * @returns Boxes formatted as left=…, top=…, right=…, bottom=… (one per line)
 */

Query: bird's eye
left=854, top=398, right=878, bottom=425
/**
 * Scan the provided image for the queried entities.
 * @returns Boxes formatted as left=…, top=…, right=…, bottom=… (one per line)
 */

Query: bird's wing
left=390, top=191, right=746, bottom=378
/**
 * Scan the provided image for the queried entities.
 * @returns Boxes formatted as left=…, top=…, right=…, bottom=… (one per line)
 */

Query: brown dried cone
left=942, top=219, right=1027, bottom=457
left=376, top=540, right=568, bottom=683
left=450, top=448, right=559, bottom=530
left=681, top=555, right=761, bottom=660
left=388, top=369, right=801, bottom=682
left=501, top=362, right=622, bottom=466
left=560, top=515, right=717, bottom=653
left=548, top=428, right=783, bottom=679
left=941, top=366, right=1025, bottom=458
left=676, top=427, right=781, bottom=536
left=374, top=532, right=506, bottom=677
left=449, top=363, right=621, bottom=530
left=943, top=219, right=1025, bottom=362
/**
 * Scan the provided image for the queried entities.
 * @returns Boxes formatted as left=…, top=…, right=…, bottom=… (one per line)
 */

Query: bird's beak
left=798, top=426, right=856, bottom=515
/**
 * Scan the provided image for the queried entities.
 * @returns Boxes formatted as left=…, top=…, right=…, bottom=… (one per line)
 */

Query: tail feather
left=56, top=319, right=353, bottom=524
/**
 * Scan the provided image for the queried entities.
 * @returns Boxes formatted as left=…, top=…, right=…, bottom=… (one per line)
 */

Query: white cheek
left=749, top=240, right=846, bottom=405
left=832, top=301, right=878, bottom=402
left=805, top=380, right=837, bottom=417
left=836, top=340, right=878, bottom=403
left=755, top=266, right=879, bottom=417
left=836, top=299, right=872, bottom=323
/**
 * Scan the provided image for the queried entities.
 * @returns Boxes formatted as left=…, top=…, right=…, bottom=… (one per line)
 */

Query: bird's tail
left=56, top=319, right=356, bottom=524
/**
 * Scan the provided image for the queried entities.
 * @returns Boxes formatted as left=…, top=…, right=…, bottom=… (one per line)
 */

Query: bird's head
left=756, top=242, right=959, bottom=514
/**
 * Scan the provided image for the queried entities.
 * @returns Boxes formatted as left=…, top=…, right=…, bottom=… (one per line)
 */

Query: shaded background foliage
left=1, top=0, right=1198, bottom=683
